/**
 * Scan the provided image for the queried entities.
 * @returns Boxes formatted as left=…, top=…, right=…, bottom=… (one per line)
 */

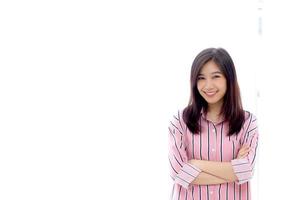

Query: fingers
left=241, top=145, right=250, bottom=149
left=241, top=146, right=251, bottom=152
left=241, top=145, right=251, bottom=151
left=239, top=150, right=250, bottom=158
left=237, top=145, right=251, bottom=159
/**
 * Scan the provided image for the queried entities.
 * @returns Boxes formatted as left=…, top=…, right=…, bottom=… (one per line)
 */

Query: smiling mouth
left=204, top=91, right=217, bottom=96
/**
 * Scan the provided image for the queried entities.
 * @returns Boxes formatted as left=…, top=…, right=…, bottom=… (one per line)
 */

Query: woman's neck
left=207, top=104, right=222, bottom=122
left=207, top=104, right=222, bottom=116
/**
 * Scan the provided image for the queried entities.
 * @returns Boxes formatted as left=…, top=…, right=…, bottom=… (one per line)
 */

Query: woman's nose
left=204, top=79, right=213, bottom=89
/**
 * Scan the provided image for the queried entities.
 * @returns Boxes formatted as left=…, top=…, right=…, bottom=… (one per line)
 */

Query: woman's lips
left=204, top=91, right=217, bottom=97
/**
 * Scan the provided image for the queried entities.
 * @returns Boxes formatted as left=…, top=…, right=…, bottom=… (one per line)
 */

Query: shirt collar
left=200, top=108, right=225, bottom=125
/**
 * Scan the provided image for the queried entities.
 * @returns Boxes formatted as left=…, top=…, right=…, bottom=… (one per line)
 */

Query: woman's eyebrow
left=211, top=71, right=222, bottom=74
left=198, top=71, right=222, bottom=76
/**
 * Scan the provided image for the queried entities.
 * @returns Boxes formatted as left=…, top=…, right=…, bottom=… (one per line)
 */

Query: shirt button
left=212, top=148, right=215, bottom=152
left=212, top=129, right=215, bottom=133
left=210, top=191, right=214, bottom=195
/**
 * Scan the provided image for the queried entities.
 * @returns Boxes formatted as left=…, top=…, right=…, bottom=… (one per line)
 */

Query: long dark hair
left=183, top=47, right=245, bottom=136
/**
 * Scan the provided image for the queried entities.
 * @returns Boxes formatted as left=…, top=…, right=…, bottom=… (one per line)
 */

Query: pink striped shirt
left=168, top=109, right=259, bottom=200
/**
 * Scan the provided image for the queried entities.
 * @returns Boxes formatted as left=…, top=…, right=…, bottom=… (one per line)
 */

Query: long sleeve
left=231, top=113, right=259, bottom=184
left=168, top=110, right=202, bottom=189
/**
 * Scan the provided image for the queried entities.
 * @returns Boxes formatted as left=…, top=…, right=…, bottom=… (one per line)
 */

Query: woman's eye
left=197, top=77, right=205, bottom=80
left=213, top=75, right=220, bottom=79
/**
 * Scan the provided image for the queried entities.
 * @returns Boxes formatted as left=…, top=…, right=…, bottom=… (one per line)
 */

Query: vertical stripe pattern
left=168, top=109, right=259, bottom=200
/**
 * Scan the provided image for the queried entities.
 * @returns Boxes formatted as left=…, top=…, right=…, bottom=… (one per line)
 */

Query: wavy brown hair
left=183, top=48, right=245, bottom=136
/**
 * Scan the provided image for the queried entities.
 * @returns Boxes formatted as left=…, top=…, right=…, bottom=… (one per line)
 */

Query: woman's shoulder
left=169, top=108, right=184, bottom=121
left=243, top=110, right=258, bottom=126
left=168, top=108, right=186, bottom=128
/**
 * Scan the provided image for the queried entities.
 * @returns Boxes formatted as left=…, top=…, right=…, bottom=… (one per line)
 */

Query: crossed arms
left=168, top=113, right=259, bottom=189
left=188, top=146, right=250, bottom=185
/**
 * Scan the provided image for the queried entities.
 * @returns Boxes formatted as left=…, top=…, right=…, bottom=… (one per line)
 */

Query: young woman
left=168, top=48, right=259, bottom=200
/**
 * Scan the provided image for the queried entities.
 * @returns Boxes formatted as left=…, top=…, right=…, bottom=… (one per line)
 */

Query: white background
left=0, top=0, right=299, bottom=199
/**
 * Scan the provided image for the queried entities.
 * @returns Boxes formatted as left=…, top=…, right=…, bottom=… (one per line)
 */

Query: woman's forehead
left=199, top=61, right=222, bottom=75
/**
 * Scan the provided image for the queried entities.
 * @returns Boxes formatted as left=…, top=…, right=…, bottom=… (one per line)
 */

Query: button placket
left=211, top=123, right=217, bottom=159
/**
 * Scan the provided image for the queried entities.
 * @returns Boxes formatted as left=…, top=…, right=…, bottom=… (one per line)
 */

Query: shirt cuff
left=231, top=158, right=251, bottom=184
left=174, top=163, right=201, bottom=189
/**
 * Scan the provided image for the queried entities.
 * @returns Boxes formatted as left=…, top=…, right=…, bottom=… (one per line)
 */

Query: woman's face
left=197, top=60, right=227, bottom=108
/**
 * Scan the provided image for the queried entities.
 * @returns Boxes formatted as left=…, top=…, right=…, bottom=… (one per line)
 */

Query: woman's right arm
left=168, top=111, right=202, bottom=189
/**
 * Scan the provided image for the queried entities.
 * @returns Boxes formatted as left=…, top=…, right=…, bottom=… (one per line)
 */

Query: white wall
left=1, top=0, right=297, bottom=199
left=256, top=0, right=300, bottom=199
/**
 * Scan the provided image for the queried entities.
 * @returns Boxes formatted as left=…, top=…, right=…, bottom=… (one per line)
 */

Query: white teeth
left=206, top=92, right=216, bottom=96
